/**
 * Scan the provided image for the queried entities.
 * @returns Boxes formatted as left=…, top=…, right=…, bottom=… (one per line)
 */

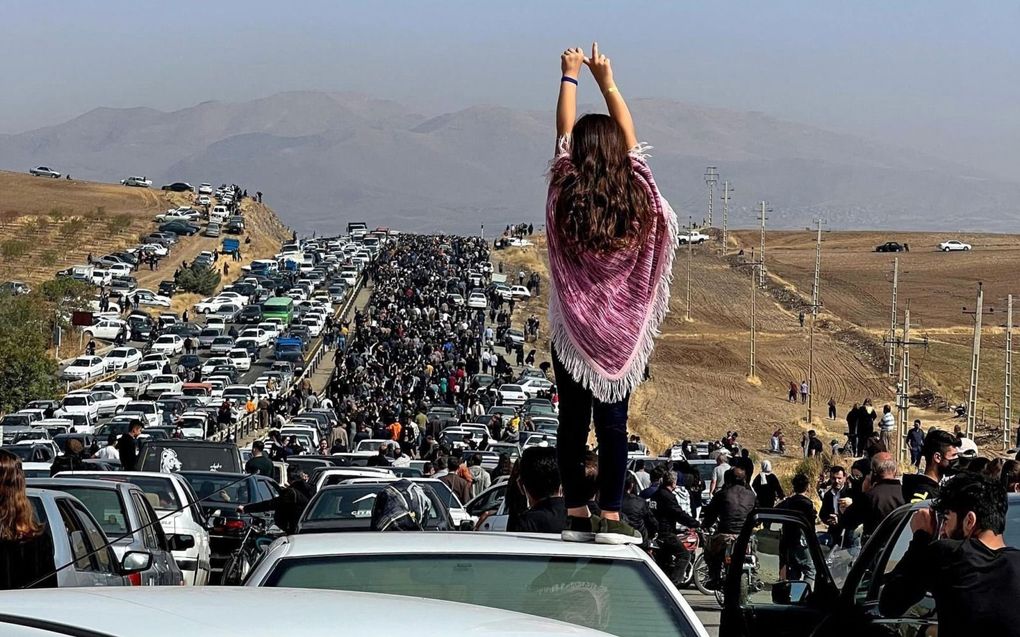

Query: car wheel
left=965, top=246, right=971, bottom=251
left=943, top=247, right=950, bottom=252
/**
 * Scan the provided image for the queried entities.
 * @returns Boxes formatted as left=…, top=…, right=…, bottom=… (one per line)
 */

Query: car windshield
left=57, top=487, right=129, bottom=537
left=262, top=554, right=696, bottom=637
left=305, top=485, right=382, bottom=521
left=63, top=397, right=88, bottom=406
left=183, top=474, right=252, bottom=504
left=100, top=476, right=180, bottom=510
left=71, top=358, right=92, bottom=367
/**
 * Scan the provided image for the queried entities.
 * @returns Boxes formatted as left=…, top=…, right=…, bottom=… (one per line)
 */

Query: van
left=210, top=206, right=229, bottom=222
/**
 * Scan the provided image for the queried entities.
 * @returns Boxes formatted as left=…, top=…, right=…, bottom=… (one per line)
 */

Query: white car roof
left=0, top=588, right=613, bottom=637
left=260, top=530, right=649, bottom=561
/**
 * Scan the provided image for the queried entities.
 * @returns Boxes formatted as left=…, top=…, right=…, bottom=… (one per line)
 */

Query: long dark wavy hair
left=0, top=450, right=42, bottom=541
left=553, top=114, right=652, bottom=255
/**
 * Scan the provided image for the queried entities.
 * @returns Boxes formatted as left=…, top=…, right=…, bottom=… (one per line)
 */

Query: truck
left=677, top=230, right=710, bottom=245
left=347, top=222, right=368, bottom=235
left=222, top=238, right=240, bottom=254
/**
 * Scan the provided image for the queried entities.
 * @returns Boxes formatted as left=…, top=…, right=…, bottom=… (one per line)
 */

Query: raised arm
left=556, top=47, right=585, bottom=144
left=585, top=42, right=638, bottom=149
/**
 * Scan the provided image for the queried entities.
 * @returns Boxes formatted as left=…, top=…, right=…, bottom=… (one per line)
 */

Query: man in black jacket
left=515, top=446, right=566, bottom=534
left=648, top=471, right=700, bottom=584
left=840, top=452, right=904, bottom=544
left=622, top=474, right=658, bottom=543
left=880, top=472, right=1020, bottom=636
left=901, top=429, right=959, bottom=504
left=116, top=421, right=143, bottom=471
left=818, top=465, right=851, bottom=546
left=240, top=466, right=311, bottom=534
left=703, top=467, right=756, bottom=586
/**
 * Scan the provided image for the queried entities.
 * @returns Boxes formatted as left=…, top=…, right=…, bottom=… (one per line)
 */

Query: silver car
left=26, top=488, right=152, bottom=587
left=29, top=479, right=186, bottom=586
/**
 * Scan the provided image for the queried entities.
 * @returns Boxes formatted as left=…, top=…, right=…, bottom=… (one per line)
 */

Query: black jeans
left=552, top=348, right=629, bottom=512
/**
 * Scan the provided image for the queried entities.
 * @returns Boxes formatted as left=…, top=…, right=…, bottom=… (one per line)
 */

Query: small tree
left=0, top=239, right=29, bottom=260
left=0, top=210, right=19, bottom=231
left=176, top=265, right=221, bottom=295
left=40, top=250, right=59, bottom=266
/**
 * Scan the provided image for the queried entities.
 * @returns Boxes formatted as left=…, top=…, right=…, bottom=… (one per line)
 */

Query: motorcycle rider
left=649, top=470, right=701, bottom=584
left=702, top=466, right=756, bottom=588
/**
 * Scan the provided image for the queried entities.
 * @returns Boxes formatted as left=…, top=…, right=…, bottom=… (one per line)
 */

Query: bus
left=262, top=297, right=294, bottom=325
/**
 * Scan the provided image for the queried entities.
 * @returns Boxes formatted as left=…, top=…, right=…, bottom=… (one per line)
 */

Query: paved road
left=684, top=590, right=721, bottom=637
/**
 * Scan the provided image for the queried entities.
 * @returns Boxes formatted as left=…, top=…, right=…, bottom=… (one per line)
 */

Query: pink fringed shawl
left=546, top=140, right=678, bottom=404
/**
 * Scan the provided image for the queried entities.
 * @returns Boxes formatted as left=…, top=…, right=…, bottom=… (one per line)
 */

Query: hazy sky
left=2, top=1, right=1018, bottom=179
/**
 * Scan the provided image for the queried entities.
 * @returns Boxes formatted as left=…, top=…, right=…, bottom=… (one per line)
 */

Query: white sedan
left=938, top=240, right=972, bottom=252
left=61, top=356, right=108, bottom=381
left=201, top=357, right=235, bottom=376
left=227, top=348, right=252, bottom=371
left=517, top=377, right=554, bottom=398
left=131, top=289, right=172, bottom=308
left=147, top=374, right=183, bottom=397
left=239, top=328, right=271, bottom=348
left=151, top=335, right=185, bottom=356
left=194, top=296, right=237, bottom=314
left=121, top=176, right=152, bottom=187
left=467, top=293, right=487, bottom=309
left=497, top=384, right=528, bottom=407
left=89, top=390, right=131, bottom=417
left=509, top=285, right=531, bottom=300
left=103, top=347, right=142, bottom=371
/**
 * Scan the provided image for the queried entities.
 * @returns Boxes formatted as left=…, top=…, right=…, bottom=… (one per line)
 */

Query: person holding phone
left=548, top=43, right=678, bottom=544
left=880, top=472, right=1020, bottom=634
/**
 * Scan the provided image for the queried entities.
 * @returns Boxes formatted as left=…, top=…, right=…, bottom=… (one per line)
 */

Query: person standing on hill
left=879, top=404, right=896, bottom=451
left=858, top=399, right=877, bottom=453
left=846, top=403, right=861, bottom=455
left=800, top=380, right=809, bottom=404
left=548, top=43, right=677, bottom=544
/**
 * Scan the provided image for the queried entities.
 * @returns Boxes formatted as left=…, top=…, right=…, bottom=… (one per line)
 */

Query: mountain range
left=2, top=90, right=1018, bottom=234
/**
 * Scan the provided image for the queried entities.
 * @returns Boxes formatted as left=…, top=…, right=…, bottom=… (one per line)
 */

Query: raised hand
left=561, top=47, right=585, bottom=79
left=583, top=41, right=614, bottom=89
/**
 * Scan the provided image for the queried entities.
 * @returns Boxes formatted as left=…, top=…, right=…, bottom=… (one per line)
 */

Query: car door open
left=721, top=509, right=840, bottom=637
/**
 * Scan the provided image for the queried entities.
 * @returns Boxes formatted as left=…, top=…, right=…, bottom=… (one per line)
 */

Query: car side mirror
left=121, top=550, right=153, bottom=574
left=459, top=520, right=475, bottom=532
left=168, top=534, right=196, bottom=551
left=771, top=580, right=811, bottom=605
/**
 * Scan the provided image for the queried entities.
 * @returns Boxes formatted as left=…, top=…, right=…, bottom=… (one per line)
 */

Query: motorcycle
left=649, top=526, right=704, bottom=588
left=694, top=532, right=763, bottom=608
left=220, top=518, right=277, bottom=585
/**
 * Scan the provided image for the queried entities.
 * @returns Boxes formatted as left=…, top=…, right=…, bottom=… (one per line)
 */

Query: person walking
left=548, top=44, right=677, bottom=544
left=752, top=460, right=785, bottom=508
left=845, top=403, right=860, bottom=456
left=827, top=397, right=837, bottom=420
left=788, top=381, right=798, bottom=403
left=879, top=404, right=896, bottom=451
left=906, top=420, right=925, bottom=467
left=800, top=380, right=809, bottom=404
left=0, top=450, right=57, bottom=589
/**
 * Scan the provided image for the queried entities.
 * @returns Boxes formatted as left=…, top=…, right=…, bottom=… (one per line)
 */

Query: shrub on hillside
left=0, top=239, right=29, bottom=260
left=176, top=265, right=221, bottom=295
left=40, top=250, right=59, bottom=266
left=106, top=213, right=133, bottom=234
left=60, top=217, right=86, bottom=238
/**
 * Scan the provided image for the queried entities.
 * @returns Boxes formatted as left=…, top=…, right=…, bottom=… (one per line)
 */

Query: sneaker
left=561, top=514, right=599, bottom=542
left=595, top=517, right=643, bottom=545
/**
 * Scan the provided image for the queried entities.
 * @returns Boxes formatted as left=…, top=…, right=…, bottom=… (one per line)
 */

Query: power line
left=704, top=167, right=719, bottom=227
left=806, top=219, right=824, bottom=422
left=720, top=181, right=733, bottom=256
left=747, top=249, right=764, bottom=381
left=963, top=282, right=994, bottom=440
left=757, top=201, right=770, bottom=289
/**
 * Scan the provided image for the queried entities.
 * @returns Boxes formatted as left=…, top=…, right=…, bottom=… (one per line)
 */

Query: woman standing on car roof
left=548, top=44, right=677, bottom=544
left=0, top=450, right=57, bottom=589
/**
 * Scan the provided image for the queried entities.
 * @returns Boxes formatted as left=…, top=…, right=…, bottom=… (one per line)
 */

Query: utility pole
left=685, top=216, right=694, bottom=322
left=885, top=304, right=928, bottom=463
left=747, top=249, right=763, bottom=380
left=888, top=257, right=899, bottom=377
left=704, top=167, right=719, bottom=227
left=807, top=219, right=823, bottom=422
left=1005, top=294, right=1013, bottom=450
left=757, top=201, right=769, bottom=288
left=720, top=180, right=733, bottom=256
left=963, top=282, right=994, bottom=440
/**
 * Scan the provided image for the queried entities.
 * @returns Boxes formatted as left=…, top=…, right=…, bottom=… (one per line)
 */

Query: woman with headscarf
left=752, top=460, right=785, bottom=509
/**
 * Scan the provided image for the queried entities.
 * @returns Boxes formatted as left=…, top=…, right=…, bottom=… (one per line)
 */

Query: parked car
left=130, top=289, right=172, bottom=308
left=60, top=356, right=108, bottom=381
left=151, top=334, right=185, bottom=356
left=938, top=239, right=972, bottom=252
left=30, top=166, right=61, bottom=178
left=159, top=220, right=201, bottom=236
left=22, top=488, right=151, bottom=587
left=678, top=231, right=710, bottom=245
left=0, top=588, right=613, bottom=637
left=718, top=497, right=1020, bottom=637
left=875, top=241, right=905, bottom=252
left=88, top=390, right=131, bottom=417
left=103, top=346, right=142, bottom=371
left=53, top=471, right=213, bottom=585
left=121, top=176, right=152, bottom=188
left=467, top=292, right=488, bottom=309
left=497, top=383, right=528, bottom=407
left=205, top=223, right=221, bottom=238
left=138, top=439, right=244, bottom=474
left=161, top=182, right=195, bottom=192
left=56, top=393, right=100, bottom=423
left=294, top=483, right=453, bottom=533
left=27, top=478, right=186, bottom=586
left=246, top=532, right=706, bottom=637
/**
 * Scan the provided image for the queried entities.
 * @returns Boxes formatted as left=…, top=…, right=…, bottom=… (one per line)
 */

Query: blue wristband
left=561, top=76, right=578, bottom=86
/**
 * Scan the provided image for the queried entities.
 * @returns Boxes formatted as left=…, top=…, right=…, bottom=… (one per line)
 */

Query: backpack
left=370, top=479, right=432, bottom=531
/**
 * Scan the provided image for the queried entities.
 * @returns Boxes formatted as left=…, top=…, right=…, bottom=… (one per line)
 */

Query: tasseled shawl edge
left=547, top=161, right=679, bottom=404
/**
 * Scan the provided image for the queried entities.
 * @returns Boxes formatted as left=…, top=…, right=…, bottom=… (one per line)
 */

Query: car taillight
left=127, top=572, right=142, bottom=586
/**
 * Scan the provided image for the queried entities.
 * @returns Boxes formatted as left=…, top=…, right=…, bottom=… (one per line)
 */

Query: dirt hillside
left=0, top=170, right=292, bottom=286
